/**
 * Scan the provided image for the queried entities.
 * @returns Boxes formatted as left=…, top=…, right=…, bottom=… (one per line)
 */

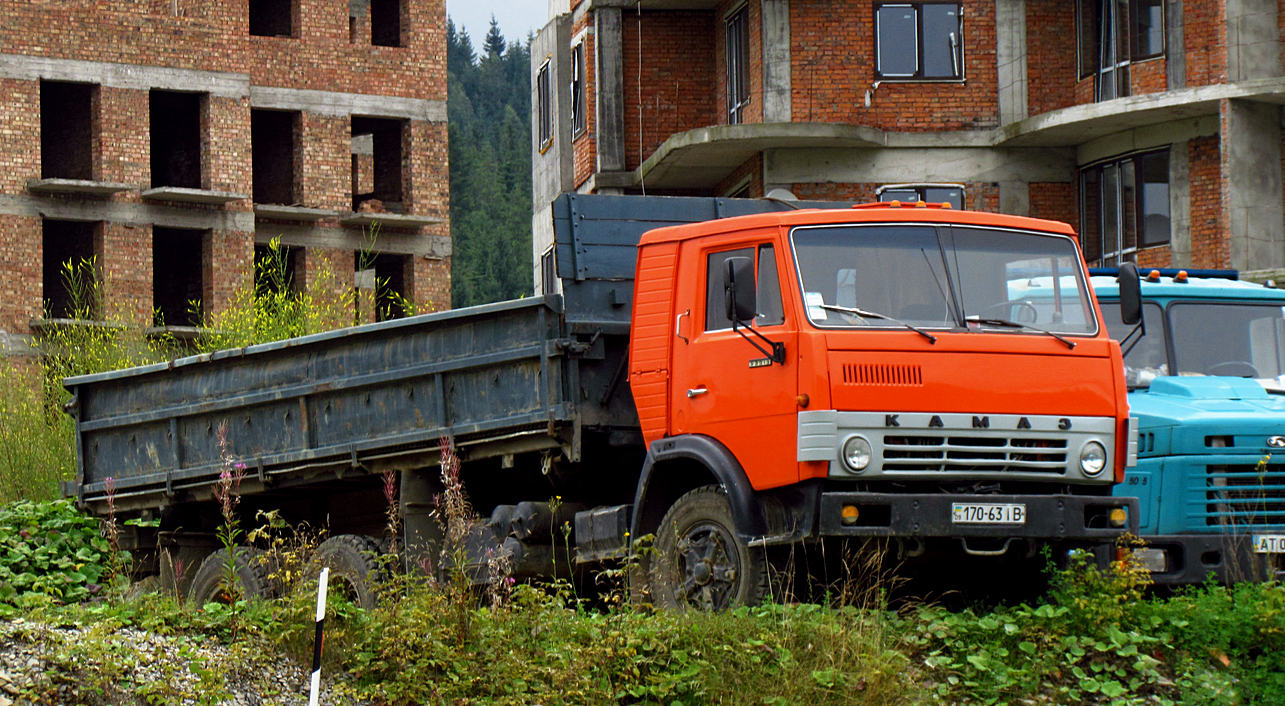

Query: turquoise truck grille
left=1203, top=464, right=1285, bottom=527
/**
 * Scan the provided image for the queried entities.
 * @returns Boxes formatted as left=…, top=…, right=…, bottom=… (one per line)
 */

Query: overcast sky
left=446, top=1, right=549, bottom=48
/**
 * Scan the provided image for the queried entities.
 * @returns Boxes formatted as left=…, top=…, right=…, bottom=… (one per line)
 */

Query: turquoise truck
left=1088, top=269, right=1285, bottom=583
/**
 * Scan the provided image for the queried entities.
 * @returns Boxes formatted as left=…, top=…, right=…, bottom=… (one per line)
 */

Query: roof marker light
left=917, top=200, right=927, bottom=208
left=1146, top=270, right=1161, bottom=282
left=1175, top=270, right=1189, bottom=283
left=1266, top=280, right=1278, bottom=289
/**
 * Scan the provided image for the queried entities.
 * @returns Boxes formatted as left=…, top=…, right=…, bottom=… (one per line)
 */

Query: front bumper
left=817, top=492, right=1139, bottom=540
left=1098, top=534, right=1285, bottom=584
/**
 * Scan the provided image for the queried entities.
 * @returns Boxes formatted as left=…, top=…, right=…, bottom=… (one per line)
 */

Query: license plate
left=951, top=503, right=1026, bottom=525
left=1252, top=535, right=1285, bottom=554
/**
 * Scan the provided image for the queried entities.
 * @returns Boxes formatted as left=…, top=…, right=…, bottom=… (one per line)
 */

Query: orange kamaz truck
left=65, top=193, right=1138, bottom=610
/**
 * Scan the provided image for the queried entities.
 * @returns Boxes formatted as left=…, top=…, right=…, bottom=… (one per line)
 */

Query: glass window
left=1080, top=150, right=1170, bottom=266
left=756, top=244, right=785, bottom=326
left=706, top=247, right=754, bottom=331
left=537, top=61, right=552, bottom=150
left=570, top=44, right=586, bottom=137
left=1170, top=303, right=1285, bottom=379
left=875, top=2, right=963, bottom=80
left=1132, top=0, right=1165, bottom=58
left=1078, top=0, right=1136, bottom=100
left=726, top=7, right=750, bottom=124
left=877, top=184, right=964, bottom=209
left=1102, top=301, right=1168, bottom=386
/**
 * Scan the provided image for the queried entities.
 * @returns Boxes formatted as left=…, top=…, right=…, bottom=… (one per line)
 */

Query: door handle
left=686, top=387, right=708, bottom=398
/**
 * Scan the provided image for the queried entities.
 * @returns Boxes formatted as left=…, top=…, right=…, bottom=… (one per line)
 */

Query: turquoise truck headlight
left=1079, top=441, right=1107, bottom=476
left=842, top=436, right=872, bottom=472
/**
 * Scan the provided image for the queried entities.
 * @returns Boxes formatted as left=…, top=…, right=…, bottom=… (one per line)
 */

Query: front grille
left=882, top=434, right=1067, bottom=473
left=1204, top=464, right=1285, bottom=527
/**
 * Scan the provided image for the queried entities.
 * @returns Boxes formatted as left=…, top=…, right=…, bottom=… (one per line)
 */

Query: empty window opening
left=42, top=219, right=98, bottom=319
left=249, top=0, right=295, bottom=37
left=726, top=7, right=750, bottom=123
left=251, top=109, right=299, bottom=205
left=356, top=252, right=410, bottom=321
left=150, top=91, right=204, bottom=189
left=41, top=82, right=95, bottom=180
left=874, top=2, right=964, bottom=80
left=349, top=0, right=368, bottom=43
left=153, top=227, right=206, bottom=327
left=370, top=0, right=401, bottom=46
left=351, top=117, right=405, bottom=212
left=254, top=243, right=299, bottom=295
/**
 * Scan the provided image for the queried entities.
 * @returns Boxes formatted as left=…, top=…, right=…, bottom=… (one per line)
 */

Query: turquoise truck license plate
left=951, top=503, right=1026, bottom=525
left=1252, top=535, right=1285, bottom=554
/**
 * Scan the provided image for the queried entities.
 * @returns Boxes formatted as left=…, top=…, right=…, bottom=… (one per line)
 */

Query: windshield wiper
left=965, top=316, right=1076, bottom=349
left=820, top=304, right=938, bottom=344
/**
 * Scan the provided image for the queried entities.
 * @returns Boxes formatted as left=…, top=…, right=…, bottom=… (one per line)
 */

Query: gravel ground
left=0, top=618, right=363, bottom=706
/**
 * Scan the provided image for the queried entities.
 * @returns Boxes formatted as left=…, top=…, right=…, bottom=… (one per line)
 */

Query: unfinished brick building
left=0, top=0, right=450, bottom=355
left=532, top=0, right=1285, bottom=290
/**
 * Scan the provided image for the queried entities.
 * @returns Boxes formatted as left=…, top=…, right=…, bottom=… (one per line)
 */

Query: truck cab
left=1092, top=270, right=1285, bottom=583
left=628, top=202, right=1137, bottom=605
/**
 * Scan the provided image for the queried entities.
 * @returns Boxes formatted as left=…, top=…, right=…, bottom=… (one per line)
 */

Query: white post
left=308, top=567, right=329, bottom=706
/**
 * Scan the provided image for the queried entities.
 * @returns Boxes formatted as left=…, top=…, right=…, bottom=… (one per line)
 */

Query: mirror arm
left=1118, top=313, right=1147, bottom=358
left=731, top=318, right=787, bottom=364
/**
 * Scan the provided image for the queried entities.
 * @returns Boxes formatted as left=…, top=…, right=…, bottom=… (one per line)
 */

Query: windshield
left=1169, top=303, right=1285, bottom=380
left=1103, top=301, right=1168, bottom=387
left=791, top=224, right=1096, bottom=334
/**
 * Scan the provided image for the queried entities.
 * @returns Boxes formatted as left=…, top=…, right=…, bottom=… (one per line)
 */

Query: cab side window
left=704, top=245, right=785, bottom=331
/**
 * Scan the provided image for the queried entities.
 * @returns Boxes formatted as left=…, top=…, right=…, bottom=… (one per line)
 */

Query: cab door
left=669, top=235, right=800, bottom=490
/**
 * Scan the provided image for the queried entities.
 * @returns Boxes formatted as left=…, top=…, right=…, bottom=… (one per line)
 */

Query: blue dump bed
left=64, top=193, right=847, bottom=513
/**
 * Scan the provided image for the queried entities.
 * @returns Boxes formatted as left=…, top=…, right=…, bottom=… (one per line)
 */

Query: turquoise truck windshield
left=1104, top=302, right=1168, bottom=387
left=792, top=224, right=1096, bottom=334
left=1170, top=302, right=1285, bottom=379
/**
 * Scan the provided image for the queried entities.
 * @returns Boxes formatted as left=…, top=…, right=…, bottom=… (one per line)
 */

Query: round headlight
left=842, top=436, right=872, bottom=472
left=1079, top=441, right=1107, bottom=476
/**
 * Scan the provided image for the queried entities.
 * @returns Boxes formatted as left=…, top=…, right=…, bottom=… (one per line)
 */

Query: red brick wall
left=1130, top=58, right=1167, bottom=95
left=1135, top=245, right=1172, bottom=268
left=98, top=222, right=152, bottom=325
left=1029, top=182, right=1078, bottom=232
left=300, top=113, right=350, bottom=211
left=572, top=14, right=597, bottom=188
left=789, top=0, right=999, bottom=130
left=1189, top=136, right=1227, bottom=267
left=412, top=255, right=451, bottom=313
left=0, top=216, right=41, bottom=334
left=716, top=154, right=763, bottom=196
left=714, top=0, right=763, bottom=125
left=204, top=229, right=254, bottom=320
left=622, top=11, right=718, bottom=171
left=1026, top=0, right=1079, bottom=116
left=1073, top=76, right=1095, bottom=105
left=1186, top=0, right=1227, bottom=87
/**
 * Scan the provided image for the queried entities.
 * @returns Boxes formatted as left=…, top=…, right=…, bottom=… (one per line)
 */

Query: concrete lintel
left=0, top=53, right=249, bottom=98
left=0, top=331, right=36, bottom=357
left=254, top=223, right=451, bottom=258
left=1077, top=114, right=1220, bottom=164
left=250, top=86, right=447, bottom=122
left=593, top=171, right=637, bottom=189
left=253, top=204, right=340, bottom=221
left=141, top=187, right=248, bottom=205
left=0, top=194, right=255, bottom=231
left=26, top=178, right=133, bottom=196
left=765, top=146, right=1076, bottom=185
left=589, top=0, right=721, bottom=7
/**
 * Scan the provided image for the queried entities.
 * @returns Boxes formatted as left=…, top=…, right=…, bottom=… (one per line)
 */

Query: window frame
left=1129, top=0, right=1165, bottom=60
left=1079, top=149, right=1171, bottom=266
left=570, top=44, right=586, bottom=137
left=876, top=183, right=966, bottom=209
left=537, top=59, right=553, bottom=153
left=1077, top=0, right=1162, bottom=88
left=702, top=243, right=787, bottom=333
left=725, top=6, right=751, bottom=125
left=873, top=1, right=965, bottom=82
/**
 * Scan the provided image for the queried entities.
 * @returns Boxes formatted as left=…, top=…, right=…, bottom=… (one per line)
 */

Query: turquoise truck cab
left=1091, top=270, right=1285, bottom=583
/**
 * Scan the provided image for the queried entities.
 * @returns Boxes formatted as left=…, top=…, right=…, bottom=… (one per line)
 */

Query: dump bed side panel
left=69, top=297, right=569, bottom=504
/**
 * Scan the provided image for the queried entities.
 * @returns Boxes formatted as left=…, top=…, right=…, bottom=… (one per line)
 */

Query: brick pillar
left=409, top=255, right=450, bottom=314
left=97, top=222, right=152, bottom=325
left=204, top=229, right=253, bottom=322
left=0, top=215, right=41, bottom=335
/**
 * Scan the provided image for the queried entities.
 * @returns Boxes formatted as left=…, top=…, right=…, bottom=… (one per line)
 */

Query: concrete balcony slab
left=27, top=178, right=133, bottom=196
left=253, top=204, right=339, bottom=221
left=141, top=187, right=248, bottom=205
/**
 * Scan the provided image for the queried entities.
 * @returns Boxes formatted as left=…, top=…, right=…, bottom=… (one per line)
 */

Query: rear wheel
left=650, top=485, right=769, bottom=611
left=187, top=547, right=276, bottom=605
left=315, top=534, right=386, bottom=610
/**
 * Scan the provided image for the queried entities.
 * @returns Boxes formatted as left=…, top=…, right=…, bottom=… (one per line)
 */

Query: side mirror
left=1118, top=262, right=1142, bottom=325
left=723, top=256, right=757, bottom=324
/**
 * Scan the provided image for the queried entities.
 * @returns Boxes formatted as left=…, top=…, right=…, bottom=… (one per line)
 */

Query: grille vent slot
left=842, top=363, right=923, bottom=386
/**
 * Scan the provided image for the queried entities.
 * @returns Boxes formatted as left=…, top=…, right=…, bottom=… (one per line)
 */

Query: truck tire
left=650, top=485, right=769, bottom=611
left=187, top=548, right=276, bottom=605
left=315, top=534, right=385, bottom=610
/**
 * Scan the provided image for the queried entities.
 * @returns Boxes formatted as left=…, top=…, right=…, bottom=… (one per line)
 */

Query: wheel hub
left=675, top=522, right=741, bottom=610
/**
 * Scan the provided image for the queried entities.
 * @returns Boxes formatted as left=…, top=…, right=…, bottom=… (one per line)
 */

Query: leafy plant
left=0, top=499, right=108, bottom=609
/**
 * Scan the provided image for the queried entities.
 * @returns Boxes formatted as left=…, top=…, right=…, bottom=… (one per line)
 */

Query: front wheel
left=650, top=485, right=768, bottom=611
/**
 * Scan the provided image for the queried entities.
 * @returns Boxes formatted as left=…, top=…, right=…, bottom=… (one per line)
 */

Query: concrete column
left=594, top=7, right=626, bottom=172
left=1226, top=0, right=1282, bottom=81
left=995, top=0, right=1028, bottom=125
left=999, top=181, right=1029, bottom=216
left=1224, top=100, right=1285, bottom=270
left=1168, top=141, right=1192, bottom=267
left=1166, top=0, right=1186, bottom=89
left=761, top=0, right=792, bottom=123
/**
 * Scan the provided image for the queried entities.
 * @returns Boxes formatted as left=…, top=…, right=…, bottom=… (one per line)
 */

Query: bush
left=0, top=499, right=109, bottom=611
left=0, top=363, right=75, bottom=502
